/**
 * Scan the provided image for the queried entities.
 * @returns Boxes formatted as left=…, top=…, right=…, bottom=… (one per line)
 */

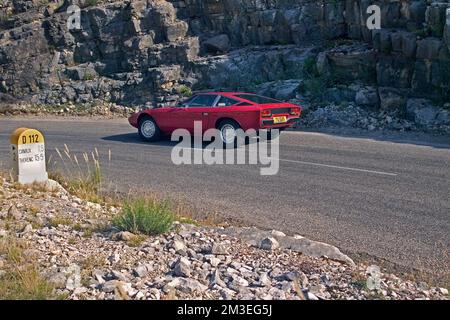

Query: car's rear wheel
left=218, top=120, right=240, bottom=148
left=138, top=117, right=161, bottom=142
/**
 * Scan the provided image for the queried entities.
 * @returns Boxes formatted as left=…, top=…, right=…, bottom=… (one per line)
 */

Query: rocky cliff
left=0, top=0, right=449, bottom=129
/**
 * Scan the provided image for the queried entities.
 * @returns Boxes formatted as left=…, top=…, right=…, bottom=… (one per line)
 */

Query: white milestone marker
left=10, top=127, right=48, bottom=184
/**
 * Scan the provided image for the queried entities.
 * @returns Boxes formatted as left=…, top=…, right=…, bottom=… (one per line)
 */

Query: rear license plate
left=273, top=116, right=287, bottom=124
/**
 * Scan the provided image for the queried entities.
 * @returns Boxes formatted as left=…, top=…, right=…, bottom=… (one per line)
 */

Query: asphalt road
left=1, top=117, right=449, bottom=272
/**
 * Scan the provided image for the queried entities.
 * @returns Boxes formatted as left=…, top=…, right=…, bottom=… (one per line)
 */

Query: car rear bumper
left=260, top=118, right=299, bottom=129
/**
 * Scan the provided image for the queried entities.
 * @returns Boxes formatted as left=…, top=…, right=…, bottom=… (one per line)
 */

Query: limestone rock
left=204, top=34, right=230, bottom=54
left=7, top=205, right=22, bottom=220
left=260, top=237, right=280, bottom=251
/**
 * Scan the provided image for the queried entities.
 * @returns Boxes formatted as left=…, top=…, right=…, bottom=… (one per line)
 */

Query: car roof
left=193, top=92, right=252, bottom=96
left=190, top=92, right=289, bottom=105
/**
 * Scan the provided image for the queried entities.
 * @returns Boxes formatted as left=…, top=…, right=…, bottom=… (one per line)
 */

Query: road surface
left=1, top=117, right=449, bottom=272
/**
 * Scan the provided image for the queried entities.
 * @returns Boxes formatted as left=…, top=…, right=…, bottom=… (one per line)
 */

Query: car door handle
left=202, top=112, right=209, bottom=116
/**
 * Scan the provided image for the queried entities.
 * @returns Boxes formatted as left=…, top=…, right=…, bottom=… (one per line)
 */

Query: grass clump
left=82, top=0, right=99, bottom=8
left=178, top=85, right=193, bottom=97
left=125, top=234, right=147, bottom=247
left=48, top=216, right=72, bottom=228
left=113, top=199, right=174, bottom=236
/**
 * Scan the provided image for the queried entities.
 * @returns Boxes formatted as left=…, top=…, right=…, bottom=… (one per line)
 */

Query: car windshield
left=179, top=94, right=218, bottom=107
left=178, top=96, right=196, bottom=107
left=235, top=94, right=281, bottom=104
left=189, top=94, right=218, bottom=107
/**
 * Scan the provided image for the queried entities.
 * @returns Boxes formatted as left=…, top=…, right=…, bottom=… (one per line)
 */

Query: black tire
left=138, top=116, right=161, bottom=142
left=217, top=119, right=240, bottom=148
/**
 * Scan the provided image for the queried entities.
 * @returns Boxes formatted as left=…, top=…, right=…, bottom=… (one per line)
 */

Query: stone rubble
left=0, top=177, right=448, bottom=300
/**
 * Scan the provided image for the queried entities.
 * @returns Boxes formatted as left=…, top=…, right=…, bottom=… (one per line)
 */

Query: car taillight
left=290, top=107, right=301, bottom=116
left=261, top=109, right=272, bottom=117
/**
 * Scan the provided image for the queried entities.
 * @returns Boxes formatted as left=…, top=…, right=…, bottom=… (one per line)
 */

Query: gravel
left=0, top=177, right=448, bottom=300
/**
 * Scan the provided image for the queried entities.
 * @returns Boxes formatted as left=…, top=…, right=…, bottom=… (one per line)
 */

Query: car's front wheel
left=138, top=117, right=161, bottom=142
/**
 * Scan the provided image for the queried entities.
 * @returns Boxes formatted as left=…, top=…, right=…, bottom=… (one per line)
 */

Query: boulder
left=316, top=52, right=330, bottom=75
left=204, top=34, right=231, bottom=54
left=133, top=265, right=149, bottom=278
left=173, top=257, right=191, bottom=277
left=210, top=243, right=228, bottom=255
left=355, top=87, right=380, bottom=108
left=209, top=269, right=227, bottom=288
left=401, top=32, right=418, bottom=58
left=260, top=237, right=280, bottom=251
left=166, top=277, right=208, bottom=294
left=166, top=21, right=189, bottom=42
left=171, top=240, right=187, bottom=255
left=65, top=66, right=97, bottom=81
left=445, top=16, right=450, bottom=51
left=425, top=3, right=447, bottom=37
left=111, top=231, right=136, bottom=242
left=102, top=280, right=125, bottom=293
left=327, top=44, right=376, bottom=82
left=273, top=81, right=301, bottom=100
left=7, top=205, right=22, bottom=220
left=406, top=99, right=442, bottom=126
left=378, top=87, right=406, bottom=111
left=373, top=29, right=392, bottom=54
left=377, top=57, right=414, bottom=88
left=416, top=38, right=443, bottom=60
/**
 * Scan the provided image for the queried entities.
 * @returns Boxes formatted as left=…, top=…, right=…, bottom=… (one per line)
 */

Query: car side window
left=187, top=95, right=218, bottom=107
left=236, top=102, right=253, bottom=106
left=216, top=96, right=239, bottom=107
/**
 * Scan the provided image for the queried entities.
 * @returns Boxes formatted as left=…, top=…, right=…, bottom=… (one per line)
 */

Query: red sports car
left=128, top=92, right=302, bottom=145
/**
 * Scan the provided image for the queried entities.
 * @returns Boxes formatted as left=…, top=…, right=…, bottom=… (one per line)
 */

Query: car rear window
left=217, top=96, right=239, bottom=107
left=235, top=94, right=281, bottom=104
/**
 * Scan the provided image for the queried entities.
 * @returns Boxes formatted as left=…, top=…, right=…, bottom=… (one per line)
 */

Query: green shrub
left=83, top=0, right=99, bottom=8
left=114, top=199, right=174, bottom=235
left=178, top=85, right=193, bottom=97
left=303, top=76, right=328, bottom=100
left=303, top=56, right=318, bottom=77
left=83, top=73, right=95, bottom=81
left=412, top=28, right=428, bottom=38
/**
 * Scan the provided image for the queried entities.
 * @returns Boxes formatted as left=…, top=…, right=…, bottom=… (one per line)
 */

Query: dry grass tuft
left=0, top=237, right=64, bottom=300
left=49, top=145, right=108, bottom=203
left=48, top=216, right=72, bottom=228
